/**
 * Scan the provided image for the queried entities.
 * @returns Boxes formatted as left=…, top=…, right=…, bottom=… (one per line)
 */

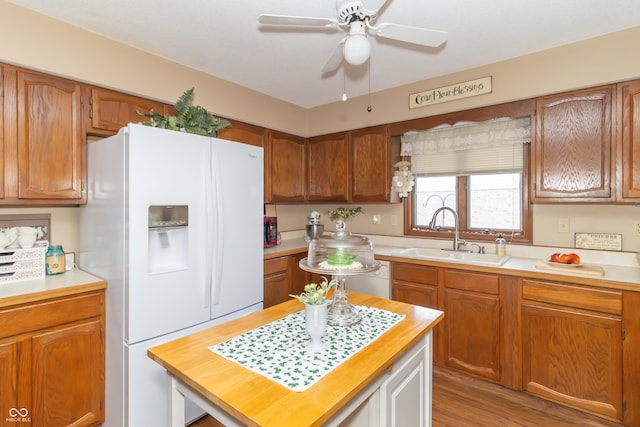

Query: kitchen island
left=148, top=292, right=443, bottom=427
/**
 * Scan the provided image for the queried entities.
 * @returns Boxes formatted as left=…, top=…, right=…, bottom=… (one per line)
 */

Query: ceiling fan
left=258, top=0, right=448, bottom=73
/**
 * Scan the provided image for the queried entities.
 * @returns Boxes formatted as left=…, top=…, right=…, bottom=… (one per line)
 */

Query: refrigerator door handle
left=204, top=155, right=214, bottom=308
left=211, top=151, right=224, bottom=306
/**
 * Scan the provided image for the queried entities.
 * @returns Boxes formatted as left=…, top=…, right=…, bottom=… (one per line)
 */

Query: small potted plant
left=290, top=277, right=336, bottom=352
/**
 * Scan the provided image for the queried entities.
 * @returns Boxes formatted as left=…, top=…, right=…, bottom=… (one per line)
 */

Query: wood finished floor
left=189, top=365, right=626, bottom=427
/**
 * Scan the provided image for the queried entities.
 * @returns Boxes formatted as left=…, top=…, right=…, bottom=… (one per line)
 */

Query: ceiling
left=7, top=0, right=640, bottom=108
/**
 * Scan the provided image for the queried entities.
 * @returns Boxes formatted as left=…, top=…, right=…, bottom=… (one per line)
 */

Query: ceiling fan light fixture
left=344, top=33, right=370, bottom=65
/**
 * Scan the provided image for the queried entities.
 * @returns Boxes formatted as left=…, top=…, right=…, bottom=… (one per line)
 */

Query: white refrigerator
left=79, top=124, right=264, bottom=427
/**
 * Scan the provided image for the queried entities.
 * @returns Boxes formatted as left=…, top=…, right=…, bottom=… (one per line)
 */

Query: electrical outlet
left=390, top=215, right=398, bottom=226
left=372, top=215, right=380, bottom=225
left=634, top=221, right=640, bottom=236
left=558, top=218, right=569, bottom=233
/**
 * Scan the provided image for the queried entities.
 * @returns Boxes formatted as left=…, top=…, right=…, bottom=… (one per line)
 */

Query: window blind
left=401, top=117, right=530, bottom=175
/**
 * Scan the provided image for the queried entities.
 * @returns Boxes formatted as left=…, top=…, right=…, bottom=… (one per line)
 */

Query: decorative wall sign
left=574, top=232, right=622, bottom=251
left=409, top=76, right=492, bottom=109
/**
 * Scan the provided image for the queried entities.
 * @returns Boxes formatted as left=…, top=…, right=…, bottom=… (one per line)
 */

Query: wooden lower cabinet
left=0, top=290, right=105, bottom=427
left=521, top=279, right=623, bottom=421
left=391, top=263, right=438, bottom=309
left=443, top=270, right=502, bottom=382
left=264, top=252, right=324, bottom=308
left=390, top=261, right=635, bottom=425
left=263, top=256, right=290, bottom=308
left=391, top=262, right=440, bottom=363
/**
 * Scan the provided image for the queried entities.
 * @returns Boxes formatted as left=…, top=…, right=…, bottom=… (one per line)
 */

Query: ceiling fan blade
left=363, top=0, right=392, bottom=15
left=321, top=38, right=346, bottom=73
left=375, top=23, right=447, bottom=47
left=258, top=14, right=338, bottom=28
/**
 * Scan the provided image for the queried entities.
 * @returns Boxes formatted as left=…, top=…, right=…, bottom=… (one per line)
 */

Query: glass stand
left=327, top=275, right=362, bottom=326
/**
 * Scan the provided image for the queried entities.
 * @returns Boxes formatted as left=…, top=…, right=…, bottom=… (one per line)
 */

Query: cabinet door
left=522, top=303, right=622, bottom=420
left=391, top=263, right=439, bottom=308
left=266, top=131, right=306, bottom=202
left=392, top=282, right=437, bottom=308
left=307, top=133, right=349, bottom=201
left=380, top=338, right=428, bottom=427
left=289, top=252, right=308, bottom=297
left=618, top=79, right=640, bottom=200
left=263, top=271, right=290, bottom=308
left=217, top=120, right=265, bottom=147
left=264, top=257, right=290, bottom=308
left=0, top=339, right=29, bottom=426
left=444, top=288, right=501, bottom=382
left=16, top=70, right=85, bottom=202
left=85, top=86, right=166, bottom=136
left=350, top=126, right=391, bottom=202
left=533, top=86, right=614, bottom=201
left=31, top=318, right=104, bottom=427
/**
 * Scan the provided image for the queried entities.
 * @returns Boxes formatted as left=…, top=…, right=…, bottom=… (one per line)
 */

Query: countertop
left=148, top=292, right=443, bottom=427
left=265, top=235, right=640, bottom=292
left=0, top=268, right=106, bottom=308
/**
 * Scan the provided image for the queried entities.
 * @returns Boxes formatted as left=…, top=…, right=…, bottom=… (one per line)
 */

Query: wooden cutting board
left=534, top=263, right=605, bottom=276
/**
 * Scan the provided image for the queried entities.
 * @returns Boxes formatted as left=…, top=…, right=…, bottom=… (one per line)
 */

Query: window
left=402, top=117, right=532, bottom=244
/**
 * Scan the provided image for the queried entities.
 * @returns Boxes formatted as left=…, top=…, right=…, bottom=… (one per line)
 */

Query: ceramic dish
left=544, top=260, right=581, bottom=268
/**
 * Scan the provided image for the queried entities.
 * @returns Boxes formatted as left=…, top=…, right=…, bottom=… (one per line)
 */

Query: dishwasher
left=345, top=260, right=390, bottom=299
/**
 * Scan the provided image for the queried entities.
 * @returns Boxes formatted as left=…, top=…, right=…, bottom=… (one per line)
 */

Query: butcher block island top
left=148, top=292, right=443, bottom=427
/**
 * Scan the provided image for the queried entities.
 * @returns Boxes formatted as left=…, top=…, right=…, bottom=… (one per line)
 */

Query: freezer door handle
left=204, top=155, right=214, bottom=308
left=210, top=151, right=224, bottom=306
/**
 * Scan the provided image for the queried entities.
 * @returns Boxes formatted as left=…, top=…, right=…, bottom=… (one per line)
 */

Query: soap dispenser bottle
left=495, top=233, right=507, bottom=256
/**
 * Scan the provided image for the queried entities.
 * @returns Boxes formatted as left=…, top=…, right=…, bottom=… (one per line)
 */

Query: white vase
left=305, top=302, right=328, bottom=353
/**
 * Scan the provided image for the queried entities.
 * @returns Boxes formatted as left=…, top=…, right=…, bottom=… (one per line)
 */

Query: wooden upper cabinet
left=532, top=86, right=614, bottom=202
left=84, top=86, right=167, bottom=136
left=618, top=79, right=640, bottom=201
left=306, top=133, right=349, bottom=202
left=217, top=119, right=265, bottom=147
left=16, top=69, right=85, bottom=202
left=266, top=130, right=306, bottom=202
left=350, top=125, right=392, bottom=202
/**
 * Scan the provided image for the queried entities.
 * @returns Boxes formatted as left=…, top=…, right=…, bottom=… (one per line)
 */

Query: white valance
left=401, top=116, right=531, bottom=175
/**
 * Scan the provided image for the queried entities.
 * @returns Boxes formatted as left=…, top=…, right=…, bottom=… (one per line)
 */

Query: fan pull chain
left=342, top=67, right=348, bottom=102
left=367, top=57, right=372, bottom=112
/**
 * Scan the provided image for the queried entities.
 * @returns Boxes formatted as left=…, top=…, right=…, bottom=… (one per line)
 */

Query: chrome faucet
left=428, top=206, right=467, bottom=251
left=470, top=243, right=485, bottom=254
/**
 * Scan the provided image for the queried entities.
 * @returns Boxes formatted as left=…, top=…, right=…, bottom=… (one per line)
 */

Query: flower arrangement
left=290, top=277, right=336, bottom=305
left=327, top=206, right=363, bottom=222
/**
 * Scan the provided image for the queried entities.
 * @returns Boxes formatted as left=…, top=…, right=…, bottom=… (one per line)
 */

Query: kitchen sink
left=391, top=247, right=511, bottom=266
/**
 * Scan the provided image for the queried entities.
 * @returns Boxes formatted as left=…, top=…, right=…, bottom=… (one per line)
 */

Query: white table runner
left=209, top=305, right=404, bottom=392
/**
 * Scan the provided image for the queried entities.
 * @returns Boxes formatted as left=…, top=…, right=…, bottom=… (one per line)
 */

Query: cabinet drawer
left=444, top=270, right=499, bottom=295
left=522, top=280, right=622, bottom=315
left=264, top=256, right=289, bottom=276
left=0, top=291, right=104, bottom=339
left=392, top=263, right=438, bottom=285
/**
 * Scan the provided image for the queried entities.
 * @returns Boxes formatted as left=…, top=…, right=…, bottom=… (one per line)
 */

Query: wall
left=277, top=203, right=640, bottom=253
left=306, top=25, right=640, bottom=135
left=1, top=1, right=639, bottom=254
left=0, top=1, right=307, bottom=135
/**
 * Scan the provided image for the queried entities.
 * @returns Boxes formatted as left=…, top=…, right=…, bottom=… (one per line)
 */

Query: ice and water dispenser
left=148, top=205, right=189, bottom=274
